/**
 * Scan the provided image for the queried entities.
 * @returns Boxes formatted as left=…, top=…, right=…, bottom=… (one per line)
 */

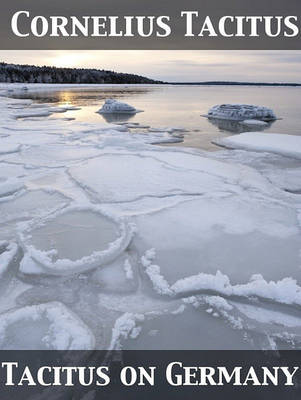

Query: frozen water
left=0, top=178, right=24, bottom=199
left=92, top=253, right=138, bottom=293
left=69, top=150, right=273, bottom=204
left=98, top=98, right=141, bottom=114
left=0, top=302, right=95, bottom=350
left=206, top=104, right=276, bottom=121
left=0, top=143, right=21, bottom=155
left=214, top=132, right=301, bottom=160
left=122, top=303, right=254, bottom=350
left=20, top=207, right=135, bottom=275
left=0, top=241, right=18, bottom=278
left=0, top=84, right=300, bottom=351
left=134, top=197, right=300, bottom=285
left=0, top=189, right=70, bottom=223
left=240, top=119, right=268, bottom=127
left=208, top=149, right=301, bottom=193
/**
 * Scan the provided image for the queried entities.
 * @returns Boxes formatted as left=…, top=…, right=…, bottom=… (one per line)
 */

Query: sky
left=0, top=50, right=300, bottom=83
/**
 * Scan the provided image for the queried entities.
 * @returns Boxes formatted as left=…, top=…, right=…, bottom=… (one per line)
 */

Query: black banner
left=0, top=351, right=301, bottom=399
left=0, top=0, right=301, bottom=50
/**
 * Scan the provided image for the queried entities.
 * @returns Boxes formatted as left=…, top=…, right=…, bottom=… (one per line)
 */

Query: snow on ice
left=0, top=84, right=301, bottom=350
left=214, top=132, right=301, bottom=160
left=0, top=302, right=95, bottom=350
left=97, top=99, right=142, bottom=114
left=206, top=104, right=276, bottom=121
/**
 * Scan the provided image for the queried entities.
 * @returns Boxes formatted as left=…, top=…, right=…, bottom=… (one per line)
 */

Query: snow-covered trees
left=0, top=62, right=162, bottom=84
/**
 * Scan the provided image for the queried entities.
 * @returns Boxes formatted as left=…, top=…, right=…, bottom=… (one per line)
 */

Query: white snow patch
left=206, top=104, right=276, bottom=121
left=240, top=119, right=268, bottom=127
left=124, top=259, right=134, bottom=280
left=0, top=241, right=18, bottom=277
left=98, top=99, right=142, bottom=114
left=109, top=312, right=145, bottom=350
left=172, top=271, right=301, bottom=307
left=171, top=304, right=186, bottom=315
left=141, top=249, right=173, bottom=296
left=214, top=132, right=301, bottom=160
left=0, top=302, right=95, bottom=350
left=19, top=205, right=136, bottom=275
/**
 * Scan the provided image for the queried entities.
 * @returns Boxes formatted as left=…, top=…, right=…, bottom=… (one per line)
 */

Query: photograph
left=0, top=50, right=300, bottom=353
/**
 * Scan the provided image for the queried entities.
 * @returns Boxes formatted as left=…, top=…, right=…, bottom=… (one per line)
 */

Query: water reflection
left=10, top=88, right=152, bottom=107
left=207, top=117, right=275, bottom=133
left=100, top=112, right=136, bottom=124
left=8, top=85, right=301, bottom=150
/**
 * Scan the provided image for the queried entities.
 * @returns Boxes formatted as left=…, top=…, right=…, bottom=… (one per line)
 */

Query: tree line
left=0, top=62, right=162, bottom=84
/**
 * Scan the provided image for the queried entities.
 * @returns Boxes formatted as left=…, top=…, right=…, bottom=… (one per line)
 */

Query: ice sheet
left=214, top=132, right=301, bottom=160
left=0, top=84, right=300, bottom=351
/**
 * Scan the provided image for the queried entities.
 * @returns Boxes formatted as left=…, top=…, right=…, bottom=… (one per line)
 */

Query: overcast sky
left=0, top=50, right=300, bottom=83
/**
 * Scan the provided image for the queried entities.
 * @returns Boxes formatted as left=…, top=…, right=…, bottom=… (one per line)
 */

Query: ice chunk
left=141, top=249, right=173, bottom=296
left=97, top=99, right=142, bottom=114
left=13, top=109, right=52, bottom=119
left=48, top=105, right=81, bottom=113
left=109, top=312, right=145, bottom=350
left=0, top=302, right=95, bottom=349
left=214, top=132, right=301, bottom=160
left=240, top=119, right=268, bottom=126
left=19, top=206, right=136, bottom=275
left=0, top=241, right=18, bottom=278
left=206, top=104, right=276, bottom=121
left=148, top=127, right=188, bottom=133
left=19, top=252, right=45, bottom=275
left=172, top=271, right=301, bottom=308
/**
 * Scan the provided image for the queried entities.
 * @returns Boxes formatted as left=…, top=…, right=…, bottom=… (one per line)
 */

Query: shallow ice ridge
left=214, top=132, right=301, bottom=160
left=0, top=178, right=25, bottom=199
left=137, top=247, right=301, bottom=307
left=11, top=104, right=81, bottom=120
left=109, top=312, right=145, bottom=350
left=172, top=272, right=301, bottom=307
left=184, top=294, right=301, bottom=348
left=206, top=149, right=301, bottom=194
left=0, top=241, right=18, bottom=278
left=98, top=99, right=142, bottom=114
left=0, top=143, right=22, bottom=155
left=0, top=302, right=95, bottom=350
left=206, top=104, right=276, bottom=121
left=0, top=189, right=70, bottom=224
left=19, top=205, right=136, bottom=275
left=141, top=249, right=173, bottom=296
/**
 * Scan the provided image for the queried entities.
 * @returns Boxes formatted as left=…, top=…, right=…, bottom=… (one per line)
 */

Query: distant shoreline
left=1, top=62, right=300, bottom=87
left=167, top=81, right=301, bottom=87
